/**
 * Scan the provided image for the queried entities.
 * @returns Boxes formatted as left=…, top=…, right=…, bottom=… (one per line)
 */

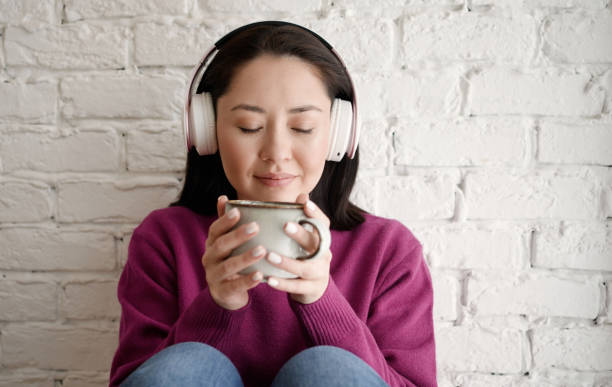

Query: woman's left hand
left=265, top=193, right=332, bottom=304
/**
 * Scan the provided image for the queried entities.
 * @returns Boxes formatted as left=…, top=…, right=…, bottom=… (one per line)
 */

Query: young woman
left=109, top=21, right=436, bottom=387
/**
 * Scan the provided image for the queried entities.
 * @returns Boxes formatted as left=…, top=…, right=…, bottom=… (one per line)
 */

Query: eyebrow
left=230, top=104, right=323, bottom=114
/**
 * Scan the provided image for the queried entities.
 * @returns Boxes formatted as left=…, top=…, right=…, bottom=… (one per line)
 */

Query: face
left=216, top=54, right=331, bottom=202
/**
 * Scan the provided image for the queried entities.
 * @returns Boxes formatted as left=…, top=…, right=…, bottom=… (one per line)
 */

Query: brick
left=117, top=231, right=132, bottom=269
left=384, top=70, right=462, bottom=117
left=333, top=0, right=462, bottom=7
left=455, top=373, right=600, bottom=387
left=359, top=120, right=389, bottom=170
left=532, top=327, right=612, bottom=371
left=431, top=272, right=459, bottom=321
left=608, top=282, right=612, bottom=320
left=5, top=24, right=127, bottom=69
left=468, top=272, right=600, bottom=318
left=64, top=0, right=187, bottom=21
left=400, top=12, right=535, bottom=64
left=310, top=17, right=393, bottom=72
left=0, top=130, right=120, bottom=172
left=134, top=22, right=221, bottom=67
left=61, top=75, right=182, bottom=119
left=436, top=326, right=523, bottom=372
left=394, top=117, right=528, bottom=167
left=0, top=371, right=53, bottom=387
left=353, top=75, right=386, bottom=120
left=0, top=181, right=52, bottom=222
left=0, top=228, right=115, bottom=271
left=57, top=178, right=179, bottom=222
left=62, top=281, right=120, bottom=320
left=606, top=168, right=612, bottom=218
left=543, top=12, right=612, bottom=63
left=0, top=82, right=56, bottom=124
left=197, top=0, right=322, bottom=14
left=534, top=221, right=612, bottom=271
left=1, top=323, right=117, bottom=370
left=464, top=168, right=601, bottom=220
left=419, top=224, right=526, bottom=269
left=468, top=68, right=604, bottom=116
left=0, top=281, right=57, bottom=321
left=127, top=129, right=185, bottom=172
left=61, top=373, right=109, bottom=387
left=604, top=69, right=612, bottom=116
left=472, top=0, right=609, bottom=8
left=0, top=0, right=57, bottom=24
left=538, top=121, right=612, bottom=165
left=376, top=170, right=460, bottom=221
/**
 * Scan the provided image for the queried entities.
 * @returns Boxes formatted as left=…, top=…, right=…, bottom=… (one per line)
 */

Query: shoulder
left=343, top=213, right=422, bottom=254
left=134, top=206, right=215, bottom=237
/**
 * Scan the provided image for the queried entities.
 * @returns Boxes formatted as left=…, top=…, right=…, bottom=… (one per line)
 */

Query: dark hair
left=170, top=23, right=365, bottom=230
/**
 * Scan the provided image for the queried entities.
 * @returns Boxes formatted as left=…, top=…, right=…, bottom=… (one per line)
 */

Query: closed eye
left=239, top=127, right=262, bottom=133
left=292, top=128, right=314, bottom=134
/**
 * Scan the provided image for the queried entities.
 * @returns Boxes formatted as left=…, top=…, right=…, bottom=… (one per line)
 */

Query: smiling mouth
left=255, top=173, right=297, bottom=187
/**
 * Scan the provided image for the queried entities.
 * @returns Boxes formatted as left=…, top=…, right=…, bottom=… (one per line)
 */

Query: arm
left=290, top=241, right=437, bottom=387
left=108, top=229, right=249, bottom=386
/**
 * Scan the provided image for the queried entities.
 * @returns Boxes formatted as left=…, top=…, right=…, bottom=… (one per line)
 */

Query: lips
left=254, top=172, right=297, bottom=187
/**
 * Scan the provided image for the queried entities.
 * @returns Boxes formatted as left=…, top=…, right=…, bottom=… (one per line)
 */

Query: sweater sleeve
left=290, top=241, right=437, bottom=387
left=108, top=228, right=249, bottom=387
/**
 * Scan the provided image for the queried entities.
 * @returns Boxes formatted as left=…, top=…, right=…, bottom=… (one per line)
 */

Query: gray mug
left=225, top=200, right=331, bottom=279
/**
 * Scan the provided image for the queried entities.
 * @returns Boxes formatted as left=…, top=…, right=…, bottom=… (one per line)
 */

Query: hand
left=202, top=195, right=266, bottom=310
left=265, top=193, right=332, bottom=304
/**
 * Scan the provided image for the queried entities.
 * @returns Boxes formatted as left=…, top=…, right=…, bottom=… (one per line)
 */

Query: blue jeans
left=121, top=342, right=389, bottom=387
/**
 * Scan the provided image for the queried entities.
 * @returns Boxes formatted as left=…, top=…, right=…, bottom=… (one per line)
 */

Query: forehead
left=224, top=54, right=329, bottom=98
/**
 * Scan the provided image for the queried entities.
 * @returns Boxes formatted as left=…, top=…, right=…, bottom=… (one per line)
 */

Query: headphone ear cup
left=327, top=98, right=353, bottom=161
left=189, top=92, right=217, bottom=155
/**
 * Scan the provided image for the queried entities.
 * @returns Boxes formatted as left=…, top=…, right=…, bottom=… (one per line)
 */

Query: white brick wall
left=0, top=0, right=610, bottom=386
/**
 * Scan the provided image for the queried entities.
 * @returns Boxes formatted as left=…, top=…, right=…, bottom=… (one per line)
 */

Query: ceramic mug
left=225, top=200, right=331, bottom=279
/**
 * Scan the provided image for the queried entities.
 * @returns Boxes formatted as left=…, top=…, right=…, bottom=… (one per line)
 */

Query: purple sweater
left=109, top=206, right=437, bottom=386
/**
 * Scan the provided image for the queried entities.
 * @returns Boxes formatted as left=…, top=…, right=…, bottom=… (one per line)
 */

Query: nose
left=259, top=121, right=292, bottom=163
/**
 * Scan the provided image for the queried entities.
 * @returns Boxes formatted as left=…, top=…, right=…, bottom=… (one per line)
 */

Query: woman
left=109, top=21, right=436, bottom=387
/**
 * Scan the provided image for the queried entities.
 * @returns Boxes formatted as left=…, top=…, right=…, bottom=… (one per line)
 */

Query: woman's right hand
left=202, top=195, right=266, bottom=310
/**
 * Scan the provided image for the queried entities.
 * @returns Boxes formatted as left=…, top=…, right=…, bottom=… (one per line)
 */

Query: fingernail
left=245, top=222, right=258, bottom=234
left=252, top=272, right=263, bottom=281
left=285, top=222, right=298, bottom=234
left=227, top=208, right=239, bottom=219
left=268, top=278, right=279, bottom=287
left=267, top=252, right=282, bottom=264
left=252, top=246, right=265, bottom=257
left=306, top=200, right=316, bottom=211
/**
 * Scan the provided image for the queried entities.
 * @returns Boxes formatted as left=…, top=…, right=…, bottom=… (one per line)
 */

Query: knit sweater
left=109, top=206, right=437, bottom=387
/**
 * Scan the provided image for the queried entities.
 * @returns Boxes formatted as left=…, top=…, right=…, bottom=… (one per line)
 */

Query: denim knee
left=271, top=345, right=388, bottom=387
left=121, top=342, right=243, bottom=387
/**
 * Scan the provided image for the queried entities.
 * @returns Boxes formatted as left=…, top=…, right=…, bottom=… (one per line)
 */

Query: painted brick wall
left=0, top=0, right=611, bottom=386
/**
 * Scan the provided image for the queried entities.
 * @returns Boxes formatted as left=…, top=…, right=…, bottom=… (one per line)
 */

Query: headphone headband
left=184, top=21, right=359, bottom=159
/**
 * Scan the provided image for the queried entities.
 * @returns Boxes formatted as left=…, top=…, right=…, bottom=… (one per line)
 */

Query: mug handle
left=296, top=217, right=331, bottom=260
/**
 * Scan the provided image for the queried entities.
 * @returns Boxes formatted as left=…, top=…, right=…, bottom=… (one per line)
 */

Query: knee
left=272, top=346, right=388, bottom=387
left=150, top=342, right=223, bottom=368
left=287, top=345, right=359, bottom=367
left=122, top=342, right=239, bottom=387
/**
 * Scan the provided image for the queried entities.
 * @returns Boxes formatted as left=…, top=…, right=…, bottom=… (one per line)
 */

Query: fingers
left=295, top=194, right=330, bottom=227
left=266, top=250, right=331, bottom=278
left=207, top=221, right=259, bottom=263
left=264, top=251, right=331, bottom=304
left=217, top=195, right=228, bottom=217
left=283, top=222, right=319, bottom=254
left=209, top=245, right=266, bottom=282
left=209, top=196, right=238, bottom=243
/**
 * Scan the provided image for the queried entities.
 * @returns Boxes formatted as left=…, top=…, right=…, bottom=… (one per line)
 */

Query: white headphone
left=183, top=21, right=360, bottom=162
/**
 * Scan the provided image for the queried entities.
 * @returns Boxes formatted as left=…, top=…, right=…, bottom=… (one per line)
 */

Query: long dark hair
left=171, top=23, right=365, bottom=230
